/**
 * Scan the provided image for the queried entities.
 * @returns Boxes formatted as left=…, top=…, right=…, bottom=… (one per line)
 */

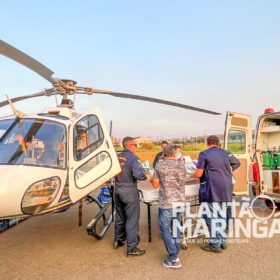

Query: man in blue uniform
left=114, top=137, right=147, bottom=256
left=191, top=135, right=240, bottom=253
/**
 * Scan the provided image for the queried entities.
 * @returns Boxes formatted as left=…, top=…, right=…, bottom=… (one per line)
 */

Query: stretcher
left=138, top=178, right=202, bottom=243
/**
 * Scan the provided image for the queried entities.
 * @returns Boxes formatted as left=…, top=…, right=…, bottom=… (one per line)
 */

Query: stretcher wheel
left=181, top=244, right=188, bottom=250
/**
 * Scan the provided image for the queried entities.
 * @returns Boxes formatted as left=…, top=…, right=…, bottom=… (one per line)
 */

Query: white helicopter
left=0, top=40, right=220, bottom=234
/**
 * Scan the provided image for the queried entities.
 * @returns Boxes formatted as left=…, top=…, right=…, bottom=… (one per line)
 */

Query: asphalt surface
left=1, top=193, right=280, bottom=280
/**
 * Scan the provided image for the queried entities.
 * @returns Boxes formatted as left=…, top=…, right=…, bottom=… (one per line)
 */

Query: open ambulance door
left=68, top=107, right=121, bottom=203
left=224, top=112, right=252, bottom=195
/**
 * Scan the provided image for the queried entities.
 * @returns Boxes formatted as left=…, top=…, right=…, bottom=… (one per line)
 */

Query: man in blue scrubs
left=191, top=135, right=240, bottom=253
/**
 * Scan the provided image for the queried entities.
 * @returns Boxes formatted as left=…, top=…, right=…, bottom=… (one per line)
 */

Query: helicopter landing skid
left=0, top=218, right=28, bottom=234
left=84, top=188, right=115, bottom=240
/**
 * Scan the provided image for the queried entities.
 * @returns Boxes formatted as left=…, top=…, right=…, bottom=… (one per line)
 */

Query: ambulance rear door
left=224, top=112, right=252, bottom=195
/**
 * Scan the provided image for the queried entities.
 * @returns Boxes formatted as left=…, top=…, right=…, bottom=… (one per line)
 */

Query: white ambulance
left=224, top=109, right=280, bottom=207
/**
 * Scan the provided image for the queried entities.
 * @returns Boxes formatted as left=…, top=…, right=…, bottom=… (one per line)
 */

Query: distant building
left=112, top=136, right=121, bottom=146
left=135, top=136, right=153, bottom=146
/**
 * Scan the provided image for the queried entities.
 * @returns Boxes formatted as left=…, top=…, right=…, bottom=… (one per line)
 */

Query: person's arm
left=152, top=152, right=161, bottom=168
left=152, top=178, right=160, bottom=189
left=151, top=168, right=160, bottom=189
left=191, top=168, right=204, bottom=178
left=132, top=157, right=147, bottom=181
left=228, top=152, right=241, bottom=171
left=177, top=162, right=187, bottom=185
left=176, top=162, right=188, bottom=195
left=191, top=151, right=206, bottom=178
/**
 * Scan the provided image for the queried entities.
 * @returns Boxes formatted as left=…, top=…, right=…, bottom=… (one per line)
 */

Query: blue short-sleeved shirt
left=196, top=147, right=240, bottom=202
left=115, top=149, right=147, bottom=187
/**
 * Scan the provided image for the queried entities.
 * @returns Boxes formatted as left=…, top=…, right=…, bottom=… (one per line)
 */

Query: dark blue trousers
left=114, top=185, right=140, bottom=251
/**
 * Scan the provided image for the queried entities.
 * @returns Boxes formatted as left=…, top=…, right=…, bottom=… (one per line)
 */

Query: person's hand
left=146, top=173, right=153, bottom=182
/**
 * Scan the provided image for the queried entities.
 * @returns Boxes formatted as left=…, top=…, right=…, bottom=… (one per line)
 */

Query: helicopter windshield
left=0, top=118, right=66, bottom=169
left=0, top=117, right=16, bottom=139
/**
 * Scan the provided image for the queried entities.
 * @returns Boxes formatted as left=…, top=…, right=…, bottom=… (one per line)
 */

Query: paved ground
left=1, top=196, right=280, bottom=280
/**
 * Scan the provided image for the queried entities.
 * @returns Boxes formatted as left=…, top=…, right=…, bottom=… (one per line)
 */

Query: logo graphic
left=171, top=195, right=280, bottom=242
left=250, top=195, right=278, bottom=221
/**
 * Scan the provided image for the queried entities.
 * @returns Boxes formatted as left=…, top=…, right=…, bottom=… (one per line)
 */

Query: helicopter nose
left=0, top=167, right=28, bottom=218
left=0, top=165, right=63, bottom=218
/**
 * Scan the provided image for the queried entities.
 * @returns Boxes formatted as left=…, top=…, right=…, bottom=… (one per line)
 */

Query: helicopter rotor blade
left=0, top=40, right=57, bottom=84
left=0, top=90, right=54, bottom=108
left=87, top=89, right=221, bottom=115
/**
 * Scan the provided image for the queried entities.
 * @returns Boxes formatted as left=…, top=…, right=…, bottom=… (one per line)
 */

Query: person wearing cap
left=150, top=145, right=187, bottom=269
left=114, top=137, right=147, bottom=257
left=174, top=145, right=184, bottom=161
left=152, top=140, right=168, bottom=168
left=191, top=135, right=240, bottom=253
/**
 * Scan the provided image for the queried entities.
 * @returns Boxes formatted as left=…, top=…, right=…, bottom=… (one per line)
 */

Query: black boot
left=113, top=240, right=125, bottom=249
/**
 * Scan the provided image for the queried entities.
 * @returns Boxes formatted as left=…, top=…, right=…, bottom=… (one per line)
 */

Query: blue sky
left=1, top=1, right=280, bottom=138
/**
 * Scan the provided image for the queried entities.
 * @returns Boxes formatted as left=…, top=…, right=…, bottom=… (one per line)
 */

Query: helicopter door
left=224, top=112, right=252, bottom=195
left=69, top=107, right=121, bottom=203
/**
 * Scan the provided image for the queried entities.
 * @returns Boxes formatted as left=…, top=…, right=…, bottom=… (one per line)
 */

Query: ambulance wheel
left=181, top=244, right=188, bottom=250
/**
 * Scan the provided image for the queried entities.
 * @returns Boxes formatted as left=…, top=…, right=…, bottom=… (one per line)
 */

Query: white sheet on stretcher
left=138, top=178, right=200, bottom=203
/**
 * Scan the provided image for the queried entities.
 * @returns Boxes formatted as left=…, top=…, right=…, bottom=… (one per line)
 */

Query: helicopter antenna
left=73, top=90, right=77, bottom=108
left=5, top=95, right=25, bottom=118
left=55, top=91, right=58, bottom=106
left=109, top=120, right=113, bottom=138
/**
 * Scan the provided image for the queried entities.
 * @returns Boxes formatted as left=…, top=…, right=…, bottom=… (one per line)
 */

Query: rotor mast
left=56, top=79, right=77, bottom=108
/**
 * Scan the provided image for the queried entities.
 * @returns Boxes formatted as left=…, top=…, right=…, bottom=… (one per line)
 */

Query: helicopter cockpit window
left=0, top=118, right=66, bottom=169
left=74, top=115, right=104, bottom=161
left=0, top=117, right=16, bottom=139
